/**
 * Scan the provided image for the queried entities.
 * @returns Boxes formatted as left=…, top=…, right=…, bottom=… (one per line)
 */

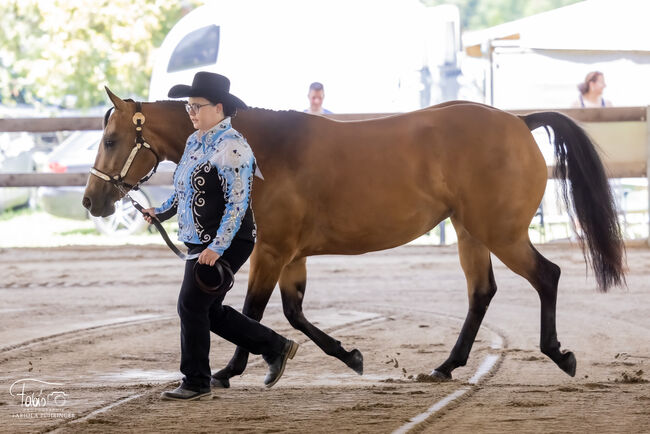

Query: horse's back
left=244, top=103, right=547, bottom=255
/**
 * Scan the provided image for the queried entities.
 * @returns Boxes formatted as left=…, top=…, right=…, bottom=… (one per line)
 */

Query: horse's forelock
left=102, top=107, right=114, bottom=129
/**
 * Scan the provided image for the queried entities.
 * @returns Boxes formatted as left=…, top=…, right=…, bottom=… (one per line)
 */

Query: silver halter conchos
left=89, top=101, right=199, bottom=262
left=90, top=101, right=161, bottom=194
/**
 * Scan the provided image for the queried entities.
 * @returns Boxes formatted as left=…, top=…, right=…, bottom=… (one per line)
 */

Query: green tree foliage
left=0, top=0, right=197, bottom=109
left=422, top=0, right=583, bottom=31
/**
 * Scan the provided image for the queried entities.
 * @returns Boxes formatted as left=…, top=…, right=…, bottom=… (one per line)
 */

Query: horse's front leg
left=279, top=257, right=363, bottom=375
left=211, top=246, right=284, bottom=388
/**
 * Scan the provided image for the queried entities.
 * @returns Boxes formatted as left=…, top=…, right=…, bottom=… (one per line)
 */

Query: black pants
left=178, top=239, right=287, bottom=391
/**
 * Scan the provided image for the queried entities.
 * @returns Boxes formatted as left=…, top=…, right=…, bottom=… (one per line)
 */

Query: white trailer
left=149, top=0, right=460, bottom=113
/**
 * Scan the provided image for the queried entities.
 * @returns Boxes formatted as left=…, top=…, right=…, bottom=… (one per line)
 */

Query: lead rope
left=116, top=184, right=199, bottom=261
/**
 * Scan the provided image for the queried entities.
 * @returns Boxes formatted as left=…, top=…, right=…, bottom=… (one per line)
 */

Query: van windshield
left=167, top=25, right=220, bottom=73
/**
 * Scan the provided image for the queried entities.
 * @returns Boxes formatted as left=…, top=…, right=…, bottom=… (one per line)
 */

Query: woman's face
left=187, top=96, right=224, bottom=132
left=590, top=75, right=606, bottom=95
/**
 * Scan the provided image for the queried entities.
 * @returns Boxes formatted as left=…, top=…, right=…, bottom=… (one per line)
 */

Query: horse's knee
left=241, top=288, right=273, bottom=320
left=279, top=270, right=307, bottom=329
left=283, top=304, right=306, bottom=329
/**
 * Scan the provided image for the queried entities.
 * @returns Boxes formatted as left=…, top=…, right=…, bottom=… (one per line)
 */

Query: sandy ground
left=0, top=243, right=648, bottom=433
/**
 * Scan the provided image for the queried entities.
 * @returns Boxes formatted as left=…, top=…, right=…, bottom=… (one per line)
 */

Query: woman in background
left=572, top=71, right=612, bottom=108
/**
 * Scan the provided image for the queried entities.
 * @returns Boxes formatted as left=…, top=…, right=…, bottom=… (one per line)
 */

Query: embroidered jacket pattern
left=154, top=117, right=256, bottom=255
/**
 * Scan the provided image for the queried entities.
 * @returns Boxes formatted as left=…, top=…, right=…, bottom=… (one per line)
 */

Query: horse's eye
left=104, top=140, right=115, bottom=148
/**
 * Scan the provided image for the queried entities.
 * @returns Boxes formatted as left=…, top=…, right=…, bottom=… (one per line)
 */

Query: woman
left=143, top=72, right=298, bottom=401
left=572, top=71, right=612, bottom=108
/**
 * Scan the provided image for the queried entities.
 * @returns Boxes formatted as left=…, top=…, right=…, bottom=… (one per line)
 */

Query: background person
left=142, top=71, right=298, bottom=401
left=304, top=82, right=332, bottom=115
left=572, top=71, right=612, bottom=108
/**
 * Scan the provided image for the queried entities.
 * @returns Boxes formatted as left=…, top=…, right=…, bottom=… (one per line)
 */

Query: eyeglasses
left=185, top=103, right=213, bottom=114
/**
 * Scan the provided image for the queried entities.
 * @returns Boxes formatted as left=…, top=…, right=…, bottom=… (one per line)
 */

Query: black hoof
left=210, top=369, right=232, bottom=388
left=557, top=351, right=577, bottom=377
left=345, top=349, right=364, bottom=375
left=430, top=369, right=452, bottom=381
left=210, top=376, right=230, bottom=388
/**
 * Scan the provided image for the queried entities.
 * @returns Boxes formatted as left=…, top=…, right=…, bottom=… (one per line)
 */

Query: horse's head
left=82, top=88, right=160, bottom=217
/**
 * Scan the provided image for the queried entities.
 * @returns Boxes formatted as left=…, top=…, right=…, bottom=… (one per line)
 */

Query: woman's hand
left=198, top=249, right=221, bottom=266
left=142, top=208, right=156, bottom=224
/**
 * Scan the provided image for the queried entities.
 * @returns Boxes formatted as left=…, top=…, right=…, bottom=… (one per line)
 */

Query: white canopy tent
left=461, top=0, right=650, bottom=109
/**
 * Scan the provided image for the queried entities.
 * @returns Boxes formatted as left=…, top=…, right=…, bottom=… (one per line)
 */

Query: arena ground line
left=392, top=335, right=504, bottom=434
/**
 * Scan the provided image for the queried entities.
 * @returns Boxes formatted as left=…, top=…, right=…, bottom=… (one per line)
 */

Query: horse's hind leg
left=211, top=246, right=284, bottom=388
left=279, top=257, right=363, bottom=374
left=492, top=240, right=576, bottom=377
left=433, top=221, right=497, bottom=379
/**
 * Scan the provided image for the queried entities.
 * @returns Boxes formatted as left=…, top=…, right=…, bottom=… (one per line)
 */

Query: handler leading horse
left=83, top=90, right=624, bottom=385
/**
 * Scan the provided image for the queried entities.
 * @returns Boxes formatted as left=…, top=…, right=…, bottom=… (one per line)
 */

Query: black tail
left=521, top=111, right=625, bottom=291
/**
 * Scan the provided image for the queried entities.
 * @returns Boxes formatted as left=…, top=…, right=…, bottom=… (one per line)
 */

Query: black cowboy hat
left=193, top=259, right=234, bottom=296
left=168, top=72, right=247, bottom=109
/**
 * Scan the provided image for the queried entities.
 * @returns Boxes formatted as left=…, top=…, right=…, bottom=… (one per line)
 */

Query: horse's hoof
left=558, top=351, right=577, bottom=377
left=345, top=349, right=364, bottom=375
left=430, top=369, right=452, bottom=381
left=210, top=371, right=231, bottom=389
left=210, top=376, right=230, bottom=388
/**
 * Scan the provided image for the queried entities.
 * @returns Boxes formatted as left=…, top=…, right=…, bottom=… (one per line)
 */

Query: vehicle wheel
left=91, top=190, right=150, bottom=236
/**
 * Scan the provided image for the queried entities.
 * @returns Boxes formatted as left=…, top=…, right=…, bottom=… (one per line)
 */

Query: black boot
left=160, top=383, right=211, bottom=401
left=263, top=340, right=299, bottom=388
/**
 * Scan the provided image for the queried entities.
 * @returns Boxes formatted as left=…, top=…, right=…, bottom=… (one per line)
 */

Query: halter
left=90, top=102, right=161, bottom=193
left=88, top=102, right=198, bottom=261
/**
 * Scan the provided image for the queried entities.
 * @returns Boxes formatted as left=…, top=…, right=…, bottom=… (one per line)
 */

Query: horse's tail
left=520, top=111, right=625, bottom=292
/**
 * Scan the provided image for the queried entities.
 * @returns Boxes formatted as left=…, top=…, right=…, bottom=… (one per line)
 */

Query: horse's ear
left=105, top=86, right=127, bottom=111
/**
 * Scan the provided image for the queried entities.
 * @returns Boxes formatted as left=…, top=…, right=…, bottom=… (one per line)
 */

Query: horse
left=83, top=88, right=624, bottom=386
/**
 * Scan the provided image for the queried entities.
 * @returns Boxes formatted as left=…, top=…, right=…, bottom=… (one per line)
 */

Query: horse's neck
left=151, top=106, right=305, bottom=168
left=233, top=108, right=304, bottom=168
left=150, top=101, right=194, bottom=163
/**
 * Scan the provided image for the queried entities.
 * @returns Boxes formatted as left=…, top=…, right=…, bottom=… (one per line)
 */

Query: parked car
left=0, top=102, right=89, bottom=214
left=37, top=130, right=175, bottom=236
left=0, top=132, right=37, bottom=212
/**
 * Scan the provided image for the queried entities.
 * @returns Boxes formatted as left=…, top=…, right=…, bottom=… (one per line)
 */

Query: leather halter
left=89, top=101, right=199, bottom=261
left=90, top=102, right=161, bottom=192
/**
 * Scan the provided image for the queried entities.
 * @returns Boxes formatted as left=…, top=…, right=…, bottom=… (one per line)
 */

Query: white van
left=149, top=0, right=460, bottom=113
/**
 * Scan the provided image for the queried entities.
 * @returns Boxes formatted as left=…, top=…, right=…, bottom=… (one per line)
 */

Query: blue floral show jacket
left=154, top=117, right=256, bottom=255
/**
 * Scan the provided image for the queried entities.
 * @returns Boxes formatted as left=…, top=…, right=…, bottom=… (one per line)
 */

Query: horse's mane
left=154, top=99, right=187, bottom=106
left=237, top=107, right=313, bottom=123
left=242, top=106, right=297, bottom=115
left=235, top=107, right=312, bottom=130
left=152, top=101, right=307, bottom=120
left=152, top=99, right=189, bottom=114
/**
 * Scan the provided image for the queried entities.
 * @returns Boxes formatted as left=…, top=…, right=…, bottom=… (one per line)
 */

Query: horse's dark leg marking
left=433, top=223, right=496, bottom=379
left=494, top=241, right=575, bottom=377
left=531, top=246, right=575, bottom=376
left=211, top=247, right=284, bottom=388
left=279, top=257, right=363, bottom=375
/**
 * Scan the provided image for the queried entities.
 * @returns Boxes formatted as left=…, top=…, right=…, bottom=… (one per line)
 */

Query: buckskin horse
left=83, top=89, right=624, bottom=386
